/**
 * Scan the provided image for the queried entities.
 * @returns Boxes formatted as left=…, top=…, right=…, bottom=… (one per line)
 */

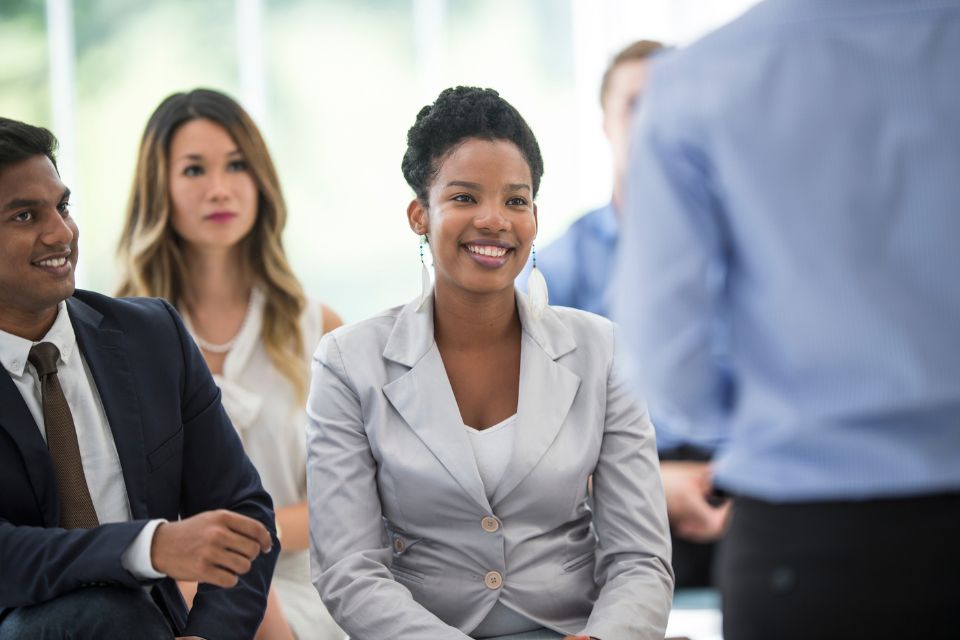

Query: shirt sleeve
left=120, top=518, right=167, bottom=580
left=614, top=63, right=731, bottom=452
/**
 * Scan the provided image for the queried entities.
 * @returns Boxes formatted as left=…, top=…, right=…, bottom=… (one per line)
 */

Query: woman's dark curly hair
left=401, top=86, right=544, bottom=204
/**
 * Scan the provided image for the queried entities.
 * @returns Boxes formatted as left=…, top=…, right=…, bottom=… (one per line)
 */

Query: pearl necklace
left=192, top=333, right=238, bottom=354
left=183, top=299, right=253, bottom=355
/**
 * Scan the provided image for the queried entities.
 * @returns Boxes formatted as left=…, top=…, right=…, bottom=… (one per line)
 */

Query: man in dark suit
left=0, top=117, right=279, bottom=638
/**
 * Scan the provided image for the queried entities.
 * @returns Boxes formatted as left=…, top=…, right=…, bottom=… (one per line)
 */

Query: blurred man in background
left=519, top=39, right=663, bottom=318
left=521, top=39, right=727, bottom=589
left=617, top=1, right=960, bottom=638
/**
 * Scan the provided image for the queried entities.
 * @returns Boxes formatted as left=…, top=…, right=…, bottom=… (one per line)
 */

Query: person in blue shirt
left=517, top=40, right=663, bottom=318
left=616, top=1, right=960, bottom=639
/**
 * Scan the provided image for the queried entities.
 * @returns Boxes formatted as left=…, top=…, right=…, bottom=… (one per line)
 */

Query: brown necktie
left=29, top=342, right=100, bottom=529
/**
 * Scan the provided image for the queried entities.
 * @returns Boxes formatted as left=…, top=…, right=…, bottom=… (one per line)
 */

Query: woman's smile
left=462, top=240, right=514, bottom=268
left=409, top=138, right=537, bottom=297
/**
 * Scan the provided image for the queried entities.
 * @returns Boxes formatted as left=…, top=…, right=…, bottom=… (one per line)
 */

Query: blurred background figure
left=115, top=89, right=343, bottom=640
left=617, top=1, right=960, bottom=639
left=520, top=38, right=727, bottom=591
left=517, top=39, right=663, bottom=318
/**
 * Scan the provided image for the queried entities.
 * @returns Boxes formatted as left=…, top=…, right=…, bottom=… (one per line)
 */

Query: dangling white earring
left=416, top=234, right=432, bottom=312
left=527, top=243, right=549, bottom=319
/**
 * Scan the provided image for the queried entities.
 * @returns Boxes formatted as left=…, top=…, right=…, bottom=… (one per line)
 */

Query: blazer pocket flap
left=389, top=562, right=425, bottom=584
left=147, top=426, right=184, bottom=472
left=383, top=520, right=424, bottom=558
left=388, top=530, right=423, bottom=558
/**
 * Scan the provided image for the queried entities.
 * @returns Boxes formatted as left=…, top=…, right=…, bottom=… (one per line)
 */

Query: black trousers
left=0, top=586, right=173, bottom=640
left=718, top=492, right=960, bottom=640
left=672, top=535, right=716, bottom=588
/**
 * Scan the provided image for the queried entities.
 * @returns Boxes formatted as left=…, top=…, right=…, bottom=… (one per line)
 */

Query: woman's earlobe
left=406, top=198, right=430, bottom=235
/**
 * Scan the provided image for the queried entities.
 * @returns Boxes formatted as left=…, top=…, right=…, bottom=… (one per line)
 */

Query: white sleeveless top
left=187, top=288, right=342, bottom=640
left=463, top=414, right=517, bottom=501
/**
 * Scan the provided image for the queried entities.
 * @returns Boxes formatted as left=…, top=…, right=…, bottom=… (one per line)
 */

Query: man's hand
left=661, top=461, right=730, bottom=543
left=151, top=510, right=273, bottom=588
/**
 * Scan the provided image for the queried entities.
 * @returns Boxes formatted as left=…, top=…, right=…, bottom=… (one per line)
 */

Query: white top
left=205, top=288, right=321, bottom=511
left=0, top=302, right=163, bottom=579
left=192, top=288, right=341, bottom=640
left=463, top=414, right=517, bottom=501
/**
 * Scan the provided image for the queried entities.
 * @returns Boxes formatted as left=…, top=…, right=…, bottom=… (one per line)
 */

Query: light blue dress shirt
left=616, top=0, right=960, bottom=501
left=517, top=203, right=619, bottom=318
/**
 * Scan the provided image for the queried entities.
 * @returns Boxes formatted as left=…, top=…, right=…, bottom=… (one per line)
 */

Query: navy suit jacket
left=0, top=290, right=279, bottom=639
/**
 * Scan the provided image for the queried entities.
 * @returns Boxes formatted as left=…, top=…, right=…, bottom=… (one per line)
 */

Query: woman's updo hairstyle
left=401, top=86, right=544, bottom=204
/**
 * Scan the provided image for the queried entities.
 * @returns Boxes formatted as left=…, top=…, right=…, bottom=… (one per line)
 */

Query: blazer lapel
left=68, top=297, right=150, bottom=520
left=0, top=372, right=59, bottom=524
left=381, top=295, right=491, bottom=512
left=491, top=293, right=581, bottom=505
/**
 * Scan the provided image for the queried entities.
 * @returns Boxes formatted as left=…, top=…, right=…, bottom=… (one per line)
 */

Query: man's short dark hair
left=401, top=86, right=544, bottom=203
left=599, top=40, right=665, bottom=107
left=0, top=117, right=59, bottom=172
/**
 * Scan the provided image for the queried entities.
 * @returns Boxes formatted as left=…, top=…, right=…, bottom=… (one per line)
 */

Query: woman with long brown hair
left=117, top=88, right=343, bottom=640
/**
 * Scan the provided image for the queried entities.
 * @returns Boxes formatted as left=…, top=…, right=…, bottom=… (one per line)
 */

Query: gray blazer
left=306, top=292, right=673, bottom=639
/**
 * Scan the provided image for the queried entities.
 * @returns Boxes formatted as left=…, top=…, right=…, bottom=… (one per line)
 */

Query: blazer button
left=393, top=538, right=405, bottom=553
left=484, top=571, right=503, bottom=590
left=481, top=516, right=500, bottom=532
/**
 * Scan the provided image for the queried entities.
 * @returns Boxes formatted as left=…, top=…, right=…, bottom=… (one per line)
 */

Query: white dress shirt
left=0, top=302, right=163, bottom=579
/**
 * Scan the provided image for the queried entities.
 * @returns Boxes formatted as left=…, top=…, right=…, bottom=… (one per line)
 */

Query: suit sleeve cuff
left=121, top=518, right=167, bottom=580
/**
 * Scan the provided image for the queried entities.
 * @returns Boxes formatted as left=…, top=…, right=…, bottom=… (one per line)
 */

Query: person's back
left=624, top=0, right=960, bottom=498
left=618, top=1, right=960, bottom=638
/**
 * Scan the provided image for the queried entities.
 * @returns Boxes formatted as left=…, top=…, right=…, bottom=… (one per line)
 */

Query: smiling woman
left=408, top=138, right=537, bottom=311
left=306, top=87, right=674, bottom=640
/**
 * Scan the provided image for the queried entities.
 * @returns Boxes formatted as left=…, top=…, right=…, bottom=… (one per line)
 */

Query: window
left=4, top=0, right=758, bottom=322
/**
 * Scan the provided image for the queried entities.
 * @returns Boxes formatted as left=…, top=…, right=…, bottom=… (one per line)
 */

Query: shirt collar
left=0, top=302, right=77, bottom=378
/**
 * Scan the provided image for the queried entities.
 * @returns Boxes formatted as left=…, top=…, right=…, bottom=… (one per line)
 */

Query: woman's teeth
left=36, top=257, right=67, bottom=267
left=467, top=245, right=507, bottom=258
